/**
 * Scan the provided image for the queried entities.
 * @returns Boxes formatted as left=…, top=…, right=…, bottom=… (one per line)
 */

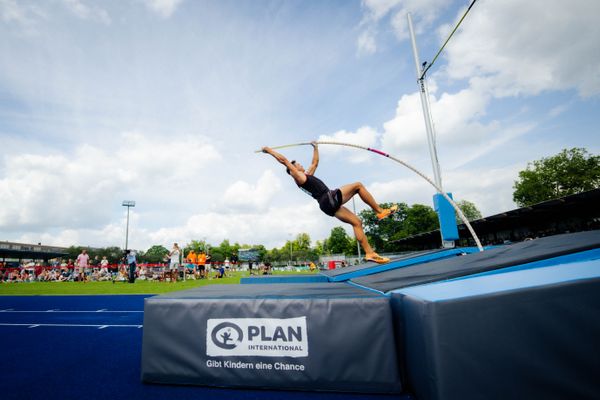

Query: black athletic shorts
left=318, top=189, right=342, bottom=217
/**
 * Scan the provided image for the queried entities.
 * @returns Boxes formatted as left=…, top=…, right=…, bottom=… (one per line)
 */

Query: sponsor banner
left=207, top=317, right=308, bottom=358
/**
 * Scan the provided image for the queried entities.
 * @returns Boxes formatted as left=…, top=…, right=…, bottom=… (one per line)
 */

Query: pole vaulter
left=257, top=141, right=483, bottom=252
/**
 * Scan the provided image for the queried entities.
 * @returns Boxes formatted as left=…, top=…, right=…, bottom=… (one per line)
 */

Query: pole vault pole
left=256, top=142, right=483, bottom=251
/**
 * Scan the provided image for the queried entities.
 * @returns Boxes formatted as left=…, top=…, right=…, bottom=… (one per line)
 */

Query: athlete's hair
left=286, top=160, right=296, bottom=175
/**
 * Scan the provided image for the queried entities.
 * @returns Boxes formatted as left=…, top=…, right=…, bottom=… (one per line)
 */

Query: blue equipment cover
left=391, top=260, right=600, bottom=399
left=141, top=283, right=402, bottom=393
left=240, top=275, right=329, bottom=284
left=433, top=193, right=459, bottom=241
left=352, top=230, right=600, bottom=293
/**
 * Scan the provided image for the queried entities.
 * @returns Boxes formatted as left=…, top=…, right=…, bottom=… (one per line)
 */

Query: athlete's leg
left=334, top=206, right=376, bottom=256
left=338, top=182, right=384, bottom=213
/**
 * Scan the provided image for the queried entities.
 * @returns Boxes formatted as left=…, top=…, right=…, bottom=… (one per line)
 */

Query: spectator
left=48, top=269, right=58, bottom=281
left=75, top=250, right=90, bottom=283
left=168, top=243, right=181, bottom=282
left=185, top=249, right=197, bottom=280
left=8, top=269, right=20, bottom=282
left=90, top=269, right=100, bottom=281
left=38, top=269, right=49, bottom=282
left=125, top=250, right=137, bottom=284
left=186, top=249, right=197, bottom=265
left=224, top=257, right=230, bottom=276
left=197, top=252, right=207, bottom=279
left=138, top=265, right=148, bottom=281
left=262, top=262, right=272, bottom=275
left=215, top=264, right=225, bottom=279
left=98, top=265, right=111, bottom=281
left=231, top=253, right=238, bottom=272
left=115, top=268, right=127, bottom=282
left=58, top=268, right=71, bottom=282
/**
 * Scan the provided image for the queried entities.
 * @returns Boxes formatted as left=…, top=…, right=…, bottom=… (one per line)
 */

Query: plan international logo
left=206, top=317, right=308, bottom=358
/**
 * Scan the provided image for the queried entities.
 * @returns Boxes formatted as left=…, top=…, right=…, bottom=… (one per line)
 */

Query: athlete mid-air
left=262, top=142, right=397, bottom=264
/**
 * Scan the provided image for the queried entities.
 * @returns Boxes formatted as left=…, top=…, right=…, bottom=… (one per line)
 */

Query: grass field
left=0, top=269, right=318, bottom=295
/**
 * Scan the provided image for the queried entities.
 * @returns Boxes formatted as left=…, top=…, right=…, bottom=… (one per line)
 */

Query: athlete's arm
left=306, top=141, right=319, bottom=175
left=262, top=147, right=306, bottom=184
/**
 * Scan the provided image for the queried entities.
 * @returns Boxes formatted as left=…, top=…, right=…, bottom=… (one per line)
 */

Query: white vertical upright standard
left=407, top=13, right=442, bottom=190
left=407, top=13, right=454, bottom=248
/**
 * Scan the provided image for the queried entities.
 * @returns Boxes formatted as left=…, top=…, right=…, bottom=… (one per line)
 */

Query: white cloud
left=223, top=170, right=283, bottom=212
left=361, top=0, right=403, bottom=22
left=317, top=126, right=380, bottom=163
left=356, top=29, right=377, bottom=56
left=548, top=103, right=570, bottom=118
left=367, top=162, right=521, bottom=218
left=0, top=0, right=46, bottom=33
left=358, top=0, right=451, bottom=53
left=381, top=83, right=496, bottom=157
left=445, top=0, right=600, bottom=97
left=146, top=202, right=331, bottom=249
left=0, top=132, right=221, bottom=233
left=443, top=165, right=521, bottom=217
left=141, top=0, right=183, bottom=18
left=61, top=0, right=111, bottom=24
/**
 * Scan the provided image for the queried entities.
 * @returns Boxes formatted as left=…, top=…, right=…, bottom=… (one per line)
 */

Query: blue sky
left=1, top=0, right=599, bottom=250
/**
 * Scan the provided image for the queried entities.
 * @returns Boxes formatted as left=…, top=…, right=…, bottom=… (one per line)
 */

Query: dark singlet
left=298, top=174, right=329, bottom=199
left=297, top=174, right=342, bottom=217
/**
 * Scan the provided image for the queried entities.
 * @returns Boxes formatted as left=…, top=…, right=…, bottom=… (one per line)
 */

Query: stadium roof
left=393, top=188, right=600, bottom=250
left=0, top=241, right=68, bottom=261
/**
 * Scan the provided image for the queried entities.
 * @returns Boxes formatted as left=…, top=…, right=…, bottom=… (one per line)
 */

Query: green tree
left=359, top=202, right=441, bottom=251
left=313, top=240, right=326, bottom=257
left=209, top=248, right=224, bottom=263
left=96, top=246, right=125, bottom=264
left=398, top=204, right=439, bottom=240
left=142, top=245, right=169, bottom=263
left=217, top=240, right=232, bottom=258
left=455, top=199, right=483, bottom=223
left=65, top=246, right=85, bottom=261
left=326, top=227, right=351, bottom=254
left=295, top=233, right=311, bottom=250
left=185, top=240, right=209, bottom=254
left=359, top=202, right=408, bottom=251
left=266, top=248, right=282, bottom=263
left=513, top=148, right=600, bottom=207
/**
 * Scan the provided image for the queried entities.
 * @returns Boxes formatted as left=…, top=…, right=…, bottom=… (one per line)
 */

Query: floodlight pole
left=122, top=200, right=136, bottom=251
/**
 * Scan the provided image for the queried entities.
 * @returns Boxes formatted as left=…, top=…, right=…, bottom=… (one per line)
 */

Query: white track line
left=0, top=310, right=143, bottom=313
left=0, top=323, right=143, bottom=328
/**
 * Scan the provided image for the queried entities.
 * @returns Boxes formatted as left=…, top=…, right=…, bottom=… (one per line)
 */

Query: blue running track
left=0, top=295, right=411, bottom=400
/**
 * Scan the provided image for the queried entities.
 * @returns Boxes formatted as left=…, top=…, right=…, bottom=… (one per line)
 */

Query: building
left=0, top=241, right=68, bottom=267
left=393, top=188, right=600, bottom=251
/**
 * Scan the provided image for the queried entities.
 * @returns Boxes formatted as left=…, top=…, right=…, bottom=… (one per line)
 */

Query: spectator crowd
left=0, top=247, right=275, bottom=283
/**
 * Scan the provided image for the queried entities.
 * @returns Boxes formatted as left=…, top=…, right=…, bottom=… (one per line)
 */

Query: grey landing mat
left=141, top=283, right=402, bottom=394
